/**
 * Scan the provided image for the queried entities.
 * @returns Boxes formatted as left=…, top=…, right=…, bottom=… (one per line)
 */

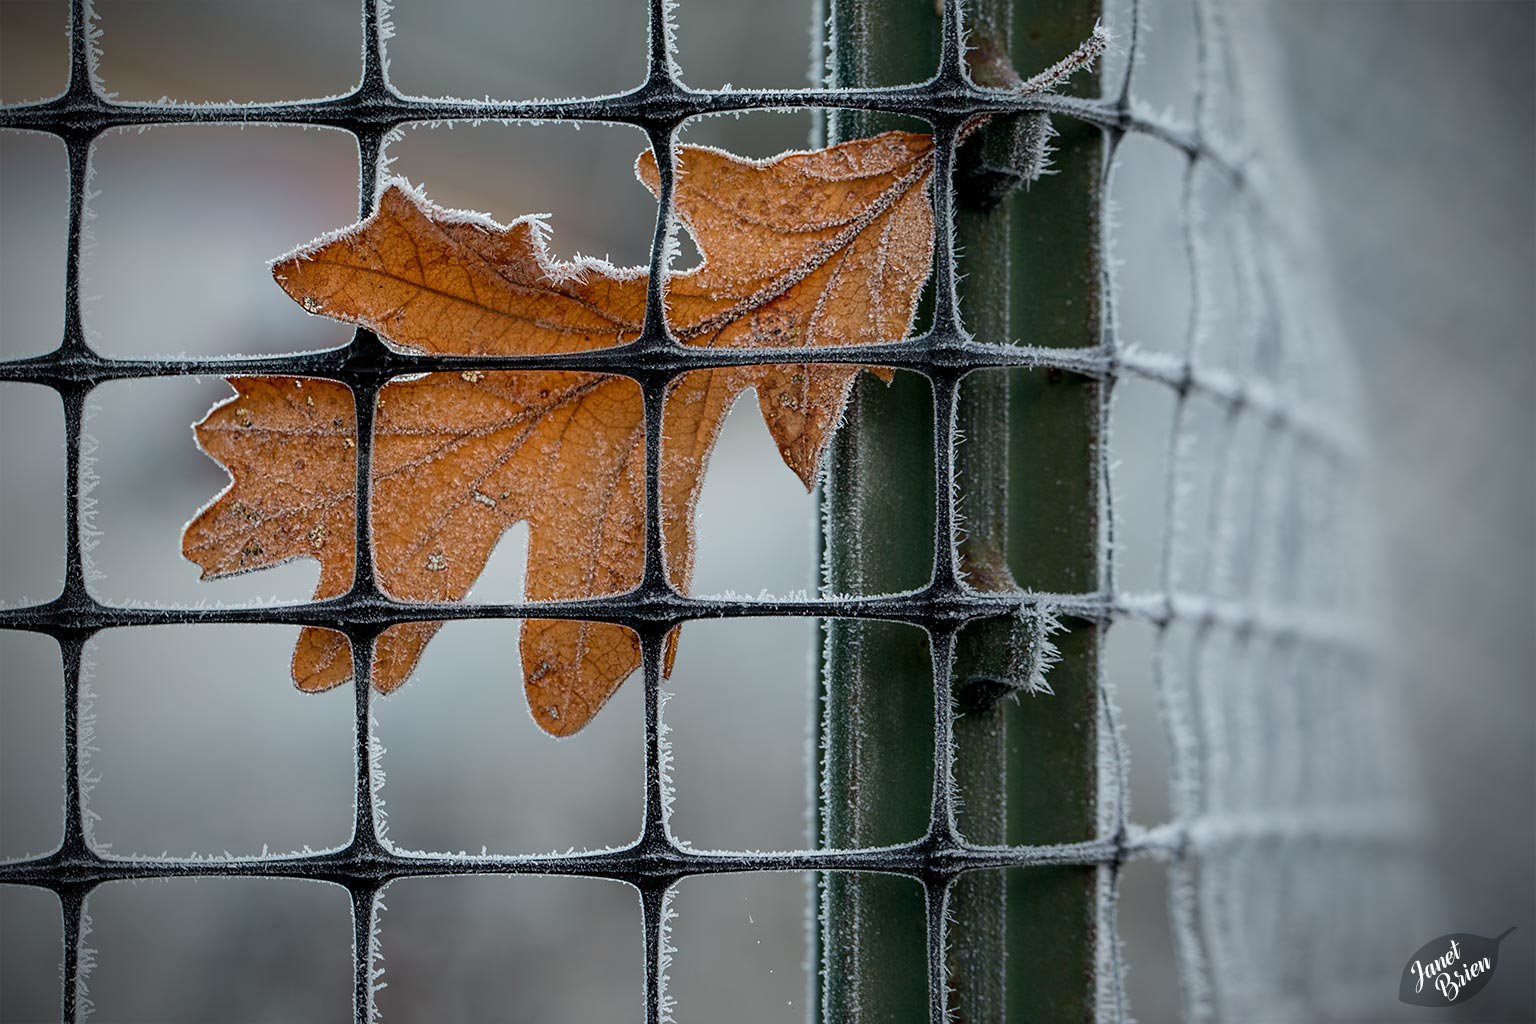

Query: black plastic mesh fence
left=0, top=0, right=1419, bottom=1021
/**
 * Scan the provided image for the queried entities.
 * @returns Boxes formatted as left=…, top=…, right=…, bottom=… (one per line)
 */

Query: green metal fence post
left=816, top=0, right=1102, bottom=1020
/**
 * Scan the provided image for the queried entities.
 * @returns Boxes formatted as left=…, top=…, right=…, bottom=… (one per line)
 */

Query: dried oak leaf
left=183, top=131, right=935, bottom=736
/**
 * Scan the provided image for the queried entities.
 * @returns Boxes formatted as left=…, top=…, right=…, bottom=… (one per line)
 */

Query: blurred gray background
left=1252, top=6, right=1535, bottom=1021
left=1, top=0, right=1532, bottom=1022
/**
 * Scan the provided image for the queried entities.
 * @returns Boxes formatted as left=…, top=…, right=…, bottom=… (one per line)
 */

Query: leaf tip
left=532, top=707, right=583, bottom=739
left=293, top=627, right=354, bottom=694
left=790, top=456, right=820, bottom=493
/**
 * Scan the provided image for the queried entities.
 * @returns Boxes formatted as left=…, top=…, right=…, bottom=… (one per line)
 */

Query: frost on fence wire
left=0, top=0, right=1430, bottom=1022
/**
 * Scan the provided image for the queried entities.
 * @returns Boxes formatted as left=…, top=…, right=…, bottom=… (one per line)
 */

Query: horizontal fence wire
left=0, top=0, right=1408, bottom=1021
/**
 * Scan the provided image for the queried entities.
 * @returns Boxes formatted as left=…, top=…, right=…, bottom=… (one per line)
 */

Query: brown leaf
left=184, top=131, right=935, bottom=736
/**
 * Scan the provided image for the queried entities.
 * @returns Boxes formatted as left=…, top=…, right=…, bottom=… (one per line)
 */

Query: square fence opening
left=81, top=125, right=359, bottom=359
left=663, top=617, right=820, bottom=853
left=373, top=619, right=642, bottom=856
left=84, top=625, right=356, bottom=857
left=666, top=872, right=815, bottom=1022
left=85, top=377, right=328, bottom=606
left=0, top=3, right=67, bottom=104
left=0, top=632, right=65, bottom=860
left=0, top=383, right=65, bottom=605
left=382, top=121, right=658, bottom=271
left=382, top=0, right=647, bottom=101
left=81, top=877, right=353, bottom=1022
left=90, top=0, right=364, bottom=104
left=0, top=131, right=67, bottom=360
left=375, top=875, right=638, bottom=1023
left=0, top=884, right=63, bottom=1023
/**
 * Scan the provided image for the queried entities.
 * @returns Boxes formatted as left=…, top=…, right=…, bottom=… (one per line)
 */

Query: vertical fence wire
left=0, top=0, right=1416, bottom=1020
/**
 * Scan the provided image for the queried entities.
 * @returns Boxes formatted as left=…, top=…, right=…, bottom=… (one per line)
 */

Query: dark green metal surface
left=816, top=0, right=1102, bottom=1020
